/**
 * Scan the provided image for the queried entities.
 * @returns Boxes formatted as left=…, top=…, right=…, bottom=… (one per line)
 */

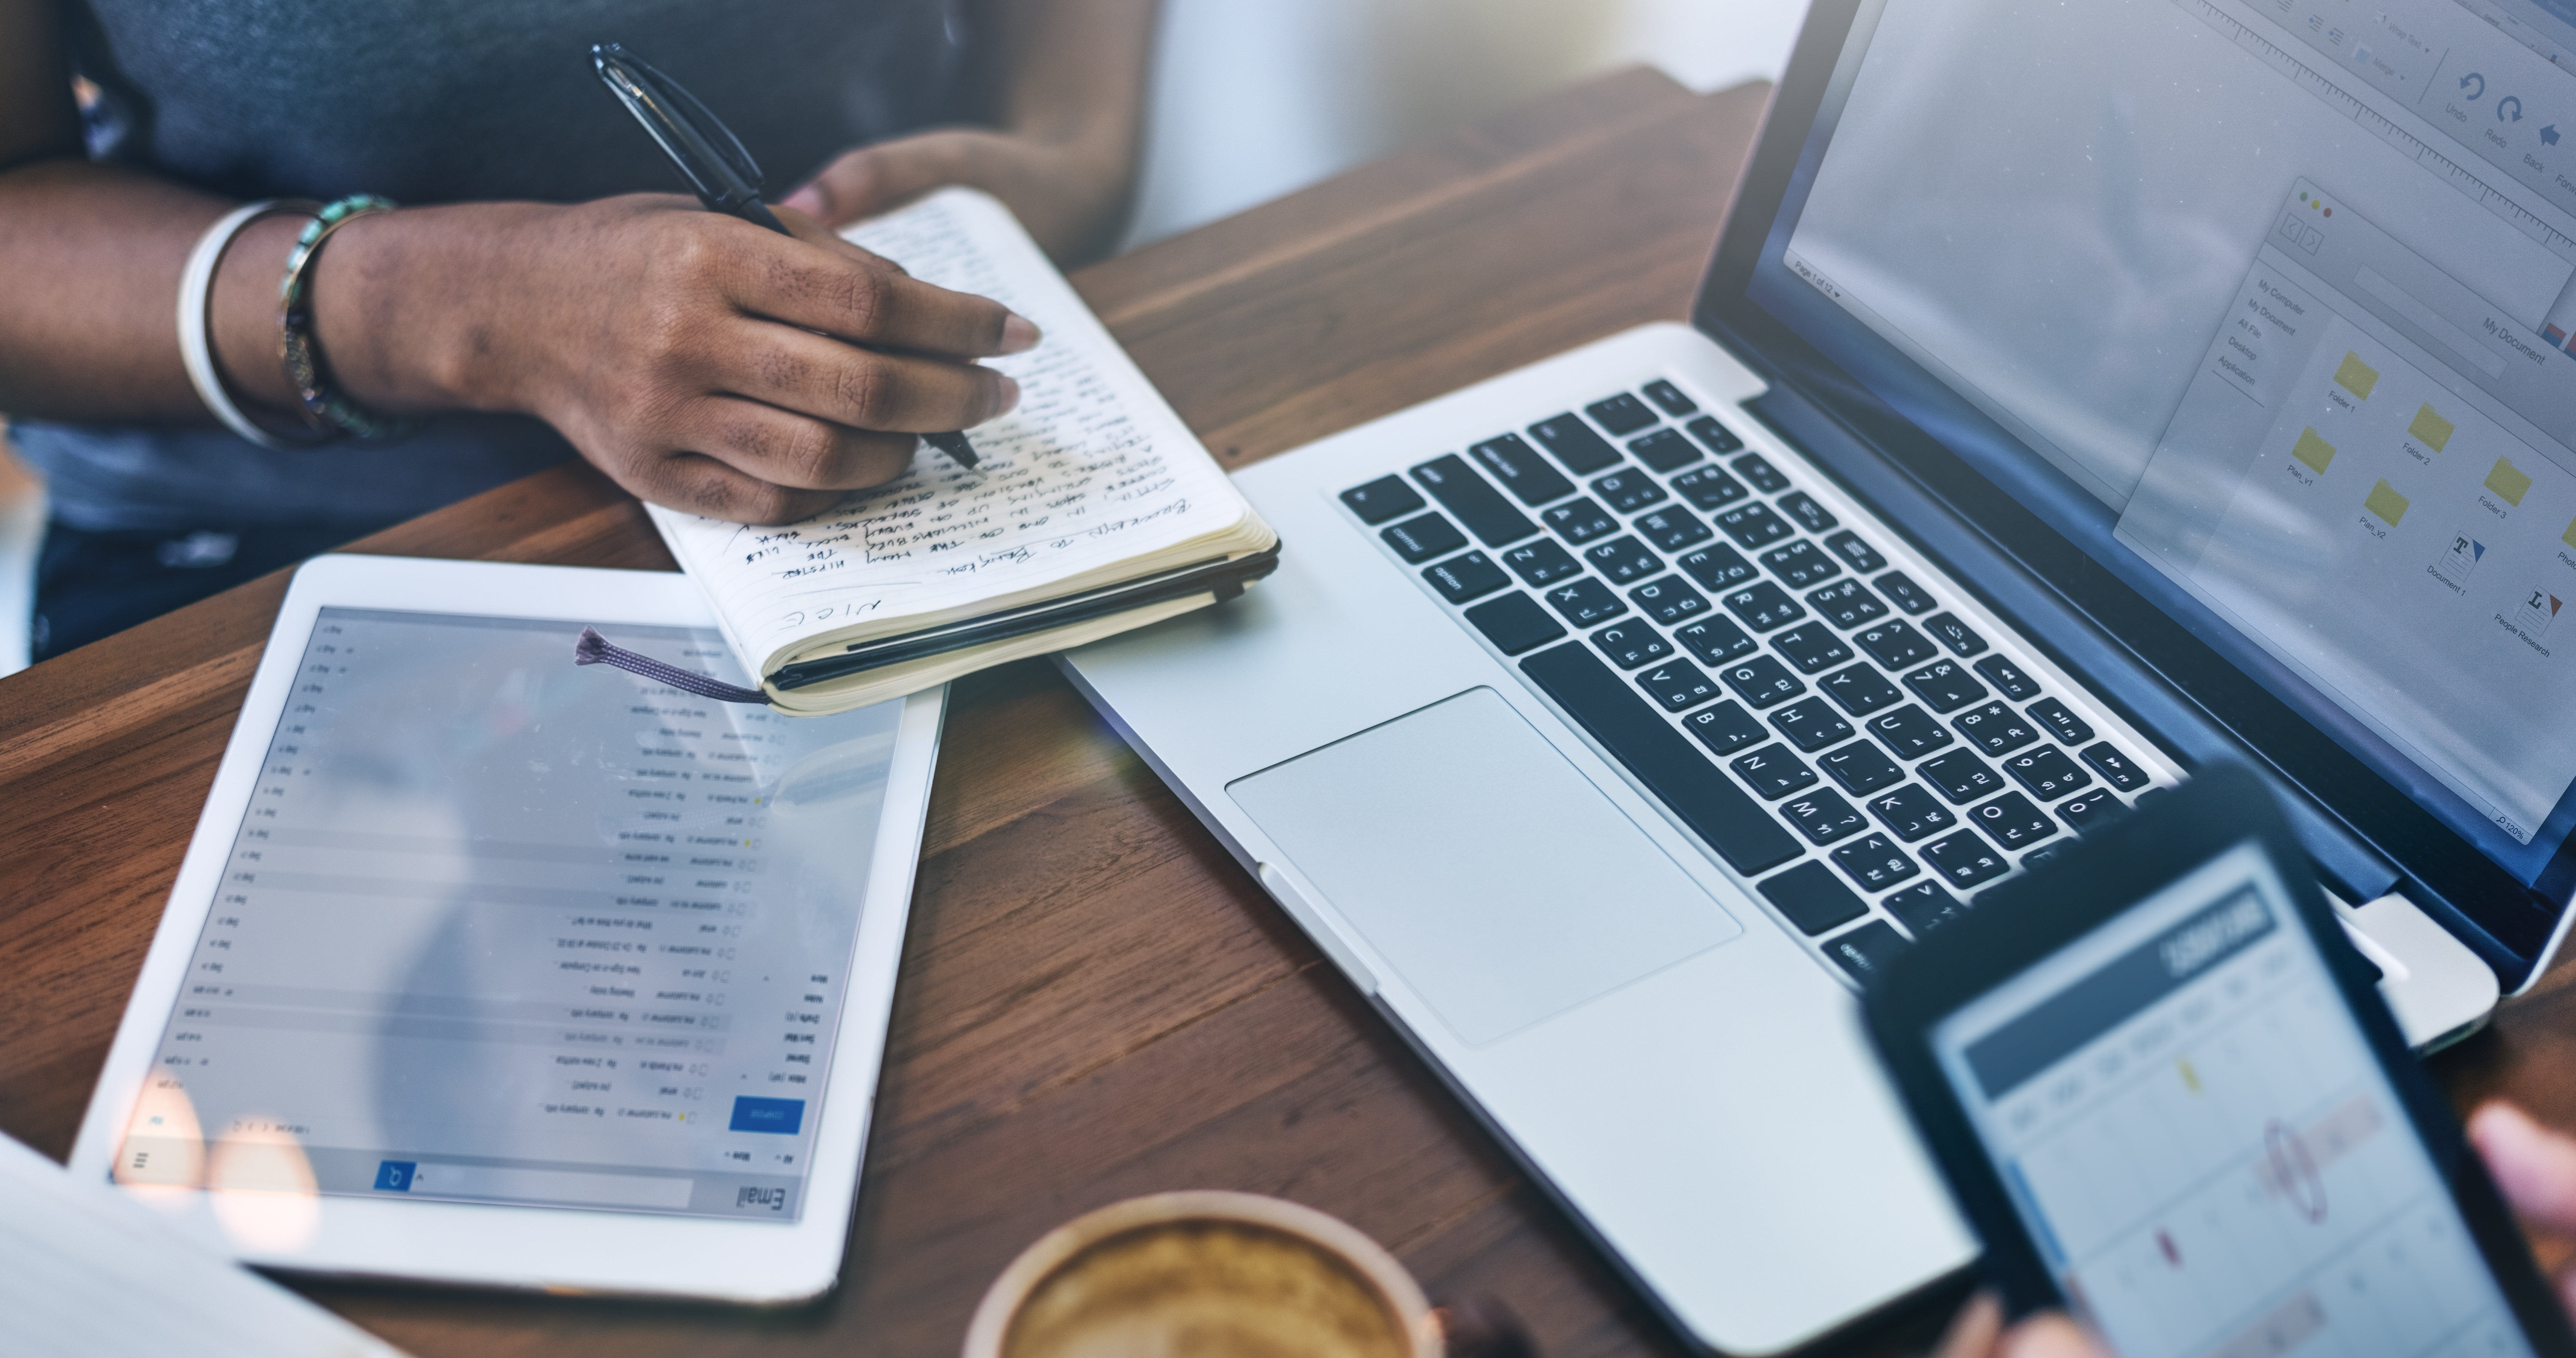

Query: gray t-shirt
left=20, top=0, right=968, bottom=531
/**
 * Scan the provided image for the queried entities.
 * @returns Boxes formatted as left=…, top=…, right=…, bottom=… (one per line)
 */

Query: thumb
left=2469, top=1102, right=2576, bottom=1234
left=779, top=134, right=966, bottom=228
left=2000, top=1313, right=2111, bottom=1358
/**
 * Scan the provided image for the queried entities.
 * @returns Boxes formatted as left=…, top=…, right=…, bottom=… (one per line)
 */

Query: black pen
left=591, top=42, right=982, bottom=471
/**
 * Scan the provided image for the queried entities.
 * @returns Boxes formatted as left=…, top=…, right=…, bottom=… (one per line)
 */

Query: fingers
left=736, top=239, right=1040, bottom=360
left=780, top=139, right=951, bottom=228
left=2000, top=1314, right=2110, bottom=1358
left=627, top=449, right=847, bottom=527
left=723, top=321, right=1019, bottom=434
left=2471, top=1103, right=2576, bottom=1234
left=670, top=395, right=922, bottom=493
left=1934, top=1292, right=2005, bottom=1358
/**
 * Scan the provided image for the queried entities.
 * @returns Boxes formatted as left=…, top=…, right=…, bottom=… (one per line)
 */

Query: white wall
left=1125, top=0, right=1807, bottom=247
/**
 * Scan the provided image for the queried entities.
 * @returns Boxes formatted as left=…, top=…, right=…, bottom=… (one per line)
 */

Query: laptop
left=1062, top=0, right=2576, bottom=1348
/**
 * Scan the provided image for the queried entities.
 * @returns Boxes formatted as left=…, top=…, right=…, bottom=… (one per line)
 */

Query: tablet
left=69, top=555, right=944, bottom=1304
left=1865, top=767, right=2576, bottom=1358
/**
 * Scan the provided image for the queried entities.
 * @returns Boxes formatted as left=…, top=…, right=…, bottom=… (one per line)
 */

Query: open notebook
left=644, top=188, right=1279, bottom=716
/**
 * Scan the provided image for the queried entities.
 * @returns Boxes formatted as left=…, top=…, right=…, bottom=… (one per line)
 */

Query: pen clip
left=592, top=43, right=768, bottom=215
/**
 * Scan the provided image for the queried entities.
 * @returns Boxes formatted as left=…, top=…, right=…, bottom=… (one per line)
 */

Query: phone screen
left=1931, top=843, right=2533, bottom=1358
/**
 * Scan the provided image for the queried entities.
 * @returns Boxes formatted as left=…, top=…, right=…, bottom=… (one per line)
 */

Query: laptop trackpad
left=1228, top=687, right=1742, bottom=1046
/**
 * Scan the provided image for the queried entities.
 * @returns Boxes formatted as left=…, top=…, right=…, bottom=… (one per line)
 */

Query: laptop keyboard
left=1336, top=378, right=2175, bottom=986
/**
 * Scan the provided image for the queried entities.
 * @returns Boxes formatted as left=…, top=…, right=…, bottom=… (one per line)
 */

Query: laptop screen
left=1718, top=0, right=2576, bottom=927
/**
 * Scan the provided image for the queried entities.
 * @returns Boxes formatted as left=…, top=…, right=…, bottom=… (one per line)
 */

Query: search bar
left=2353, top=267, right=2510, bottom=380
left=403, top=1162, right=694, bottom=1209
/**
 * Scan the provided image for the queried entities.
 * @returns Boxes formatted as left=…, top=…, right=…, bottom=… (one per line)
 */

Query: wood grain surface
left=6, top=67, right=2571, bottom=1358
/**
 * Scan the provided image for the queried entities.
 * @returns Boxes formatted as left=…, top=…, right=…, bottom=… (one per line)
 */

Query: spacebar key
left=1519, top=642, right=1802, bottom=875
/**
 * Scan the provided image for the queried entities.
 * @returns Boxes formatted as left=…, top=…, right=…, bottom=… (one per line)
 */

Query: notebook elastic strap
left=573, top=627, right=772, bottom=705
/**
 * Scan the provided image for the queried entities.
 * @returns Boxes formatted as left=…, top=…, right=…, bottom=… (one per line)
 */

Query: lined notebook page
left=647, top=188, right=1247, bottom=672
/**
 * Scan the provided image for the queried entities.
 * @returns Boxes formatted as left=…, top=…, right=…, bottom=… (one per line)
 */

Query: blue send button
left=373, top=1160, right=417, bottom=1192
left=729, top=1097, right=805, bottom=1135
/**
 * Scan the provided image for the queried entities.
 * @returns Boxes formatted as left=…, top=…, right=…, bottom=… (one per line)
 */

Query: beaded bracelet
left=278, top=194, right=420, bottom=440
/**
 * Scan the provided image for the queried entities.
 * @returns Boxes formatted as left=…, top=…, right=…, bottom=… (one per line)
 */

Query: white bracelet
left=177, top=199, right=318, bottom=450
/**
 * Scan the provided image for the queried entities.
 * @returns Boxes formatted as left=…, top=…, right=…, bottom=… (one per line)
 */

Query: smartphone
left=1864, top=766, right=2576, bottom=1358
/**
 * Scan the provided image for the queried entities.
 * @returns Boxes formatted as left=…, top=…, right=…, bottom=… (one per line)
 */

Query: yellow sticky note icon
left=2334, top=351, right=2380, bottom=400
left=2562, top=516, right=2576, bottom=552
left=2486, top=457, right=2534, bottom=507
left=2408, top=404, right=2455, bottom=452
left=2292, top=427, right=2337, bottom=474
left=2365, top=479, right=2410, bottom=526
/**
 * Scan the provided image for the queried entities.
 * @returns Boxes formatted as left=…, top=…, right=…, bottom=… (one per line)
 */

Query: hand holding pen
left=594, top=42, right=1016, bottom=473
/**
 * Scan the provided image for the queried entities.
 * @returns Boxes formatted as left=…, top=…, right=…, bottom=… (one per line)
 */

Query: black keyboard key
left=1805, top=579, right=1888, bottom=630
left=1875, top=571, right=1936, bottom=615
left=1952, top=701, right=2039, bottom=756
left=1715, top=502, right=1794, bottom=550
left=1778, top=491, right=1837, bottom=534
left=1781, top=789, right=1869, bottom=845
left=1732, top=743, right=1817, bottom=799
left=1818, top=740, right=1905, bottom=795
left=1590, top=469, right=1667, bottom=514
left=1463, top=593, right=1565, bottom=655
left=2025, top=697, right=2094, bottom=746
left=1864, top=784, right=1957, bottom=842
left=1527, top=413, right=1621, bottom=475
left=1722, top=581, right=1806, bottom=632
left=1972, top=655, right=2041, bottom=702
left=1670, top=465, right=1749, bottom=510
left=1518, top=643, right=1801, bottom=874
left=1630, top=575, right=1710, bottom=625
left=1675, top=616, right=1758, bottom=666
left=1501, top=539, right=1582, bottom=587
left=1826, top=920, right=1909, bottom=983
left=1634, top=507, right=1713, bottom=553
left=1819, top=663, right=1903, bottom=717
left=1882, top=881, right=1967, bottom=935
left=2022, top=842, right=2076, bottom=871
left=1855, top=619, right=1940, bottom=670
left=1967, top=791, right=2056, bottom=851
left=1760, top=539, right=1842, bottom=588
left=1643, top=378, right=1697, bottom=416
left=1832, top=834, right=1919, bottom=892
left=1759, top=861, right=1865, bottom=936
left=1718, top=655, right=1806, bottom=709
left=1732, top=453, right=1791, bottom=493
left=1925, top=611, right=1989, bottom=657
left=1539, top=497, right=1619, bottom=545
left=1869, top=706, right=1958, bottom=760
left=1902, top=659, right=1988, bottom=714
left=1341, top=475, right=1424, bottom=524
left=1586, top=392, right=1658, bottom=435
left=1592, top=621, right=1673, bottom=670
left=1685, top=414, right=1744, bottom=455
left=1823, top=531, right=1886, bottom=574
left=1410, top=455, right=1538, bottom=547
left=2056, top=789, right=2129, bottom=837
left=1922, top=830, right=2010, bottom=890
left=1676, top=544, right=1758, bottom=592
left=1771, top=622, right=1853, bottom=674
left=1770, top=698, right=1855, bottom=752
left=1468, top=434, right=1576, bottom=506
left=1423, top=551, right=1509, bottom=602
left=1638, top=659, right=1721, bottom=712
left=1683, top=700, right=1767, bottom=756
left=2081, top=742, right=2151, bottom=792
left=2002, top=746, right=2093, bottom=800
left=1628, top=428, right=1701, bottom=473
left=1585, top=535, right=1662, bottom=584
left=1542, top=579, right=1627, bottom=627
left=1383, top=512, right=1466, bottom=563
left=1919, top=750, right=2003, bottom=803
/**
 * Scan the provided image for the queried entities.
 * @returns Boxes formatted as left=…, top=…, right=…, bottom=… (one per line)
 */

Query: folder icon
left=2334, top=351, right=2380, bottom=400
left=2365, top=479, right=2410, bottom=527
left=2292, top=427, right=2337, bottom=474
left=2486, top=457, right=2534, bottom=507
left=2408, top=404, right=2455, bottom=452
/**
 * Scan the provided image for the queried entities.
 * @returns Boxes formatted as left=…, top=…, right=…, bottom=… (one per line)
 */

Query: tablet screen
left=121, top=608, right=903, bottom=1221
left=1931, top=847, right=2534, bottom=1358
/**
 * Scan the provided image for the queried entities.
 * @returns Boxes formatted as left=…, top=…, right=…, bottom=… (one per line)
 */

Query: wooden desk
left=6, top=67, right=2574, bottom=1358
